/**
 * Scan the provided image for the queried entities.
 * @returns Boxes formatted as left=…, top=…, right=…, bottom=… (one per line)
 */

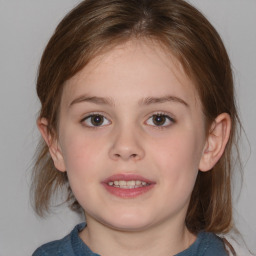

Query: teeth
left=127, top=180, right=135, bottom=186
left=119, top=180, right=126, bottom=186
left=107, top=180, right=148, bottom=188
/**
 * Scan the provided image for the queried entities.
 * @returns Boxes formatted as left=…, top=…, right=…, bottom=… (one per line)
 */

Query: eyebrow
left=69, top=95, right=188, bottom=108
left=69, top=95, right=115, bottom=107
left=139, top=96, right=189, bottom=107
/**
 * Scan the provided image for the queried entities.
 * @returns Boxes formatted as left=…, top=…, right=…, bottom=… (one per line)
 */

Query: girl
left=32, top=0, right=241, bottom=255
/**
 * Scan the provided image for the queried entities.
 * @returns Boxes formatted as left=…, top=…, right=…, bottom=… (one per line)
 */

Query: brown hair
left=32, top=0, right=240, bottom=235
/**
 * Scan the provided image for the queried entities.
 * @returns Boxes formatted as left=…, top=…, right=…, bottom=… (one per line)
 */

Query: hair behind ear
left=30, top=138, right=68, bottom=216
left=186, top=113, right=233, bottom=234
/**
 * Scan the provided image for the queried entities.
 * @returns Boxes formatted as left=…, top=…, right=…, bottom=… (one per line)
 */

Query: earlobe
left=199, top=113, right=231, bottom=172
left=37, top=118, right=66, bottom=172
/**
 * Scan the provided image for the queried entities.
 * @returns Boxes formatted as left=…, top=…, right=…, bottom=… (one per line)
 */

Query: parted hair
left=32, top=0, right=240, bottom=236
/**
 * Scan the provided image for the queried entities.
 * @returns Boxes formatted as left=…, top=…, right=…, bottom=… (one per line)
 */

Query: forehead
left=62, top=39, right=200, bottom=107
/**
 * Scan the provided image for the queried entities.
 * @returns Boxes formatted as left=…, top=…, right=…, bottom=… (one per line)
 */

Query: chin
left=97, top=212, right=154, bottom=232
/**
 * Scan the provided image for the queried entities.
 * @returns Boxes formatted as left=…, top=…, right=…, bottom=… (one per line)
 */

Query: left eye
left=82, top=114, right=111, bottom=127
left=146, top=114, right=174, bottom=127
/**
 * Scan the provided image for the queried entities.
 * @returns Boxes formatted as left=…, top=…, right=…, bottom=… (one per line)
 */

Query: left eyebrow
left=139, top=96, right=189, bottom=107
left=69, top=95, right=115, bottom=108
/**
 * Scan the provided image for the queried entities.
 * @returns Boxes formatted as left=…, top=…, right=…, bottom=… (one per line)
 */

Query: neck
left=79, top=216, right=196, bottom=256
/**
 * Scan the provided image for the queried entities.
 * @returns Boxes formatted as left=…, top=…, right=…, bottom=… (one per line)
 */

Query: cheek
left=60, top=133, right=105, bottom=179
left=60, top=134, right=105, bottom=206
left=150, top=130, right=203, bottom=192
left=153, top=131, right=203, bottom=170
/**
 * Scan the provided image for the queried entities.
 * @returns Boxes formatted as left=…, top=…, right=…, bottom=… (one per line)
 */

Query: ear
left=37, top=118, right=66, bottom=172
left=199, top=113, right=231, bottom=172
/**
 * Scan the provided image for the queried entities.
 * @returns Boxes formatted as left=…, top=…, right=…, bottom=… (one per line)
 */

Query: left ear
left=199, top=113, right=231, bottom=172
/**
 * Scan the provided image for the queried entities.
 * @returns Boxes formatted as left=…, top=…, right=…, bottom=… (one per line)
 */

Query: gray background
left=0, top=0, right=255, bottom=255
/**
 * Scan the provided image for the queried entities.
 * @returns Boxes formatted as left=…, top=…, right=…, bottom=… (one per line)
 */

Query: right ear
left=37, top=118, right=66, bottom=172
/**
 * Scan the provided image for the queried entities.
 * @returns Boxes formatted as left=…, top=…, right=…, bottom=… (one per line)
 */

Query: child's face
left=55, top=40, right=208, bottom=231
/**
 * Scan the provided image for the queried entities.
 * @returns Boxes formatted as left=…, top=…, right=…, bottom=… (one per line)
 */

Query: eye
left=82, top=114, right=111, bottom=127
left=146, top=113, right=174, bottom=127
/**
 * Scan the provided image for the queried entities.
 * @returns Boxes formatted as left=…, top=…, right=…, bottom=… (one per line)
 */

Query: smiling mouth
left=108, top=180, right=149, bottom=189
left=102, top=174, right=155, bottom=198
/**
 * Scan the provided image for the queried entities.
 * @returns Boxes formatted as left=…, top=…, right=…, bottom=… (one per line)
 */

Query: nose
left=108, top=125, right=145, bottom=161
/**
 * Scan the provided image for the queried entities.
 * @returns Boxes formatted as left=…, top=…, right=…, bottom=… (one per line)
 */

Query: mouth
left=107, top=180, right=149, bottom=189
left=102, top=174, right=155, bottom=198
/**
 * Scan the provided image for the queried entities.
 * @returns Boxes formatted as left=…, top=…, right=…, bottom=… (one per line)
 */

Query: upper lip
left=102, top=173, right=155, bottom=184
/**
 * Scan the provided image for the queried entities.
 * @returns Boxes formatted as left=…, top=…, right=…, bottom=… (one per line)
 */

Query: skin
left=39, top=39, right=231, bottom=256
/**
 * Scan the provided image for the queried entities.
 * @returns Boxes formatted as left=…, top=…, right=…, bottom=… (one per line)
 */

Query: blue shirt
left=33, top=223, right=228, bottom=256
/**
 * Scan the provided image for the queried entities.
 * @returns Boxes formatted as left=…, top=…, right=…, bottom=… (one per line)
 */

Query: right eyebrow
left=69, top=95, right=115, bottom=108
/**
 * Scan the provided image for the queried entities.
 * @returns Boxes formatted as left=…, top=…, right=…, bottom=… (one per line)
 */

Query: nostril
left=113, top=153, right=137, bottom=159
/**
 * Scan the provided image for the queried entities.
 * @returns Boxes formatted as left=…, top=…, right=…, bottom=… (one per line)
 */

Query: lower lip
left=102, top=183, right=155, bottom=198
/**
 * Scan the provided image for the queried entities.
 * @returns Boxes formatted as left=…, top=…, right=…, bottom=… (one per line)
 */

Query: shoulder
left=198, top=232, right=228, bottom=256
left=176, top=232, right=228, bottom=256
left=32, top=223, right=87, bottom=256
left=32, top=233, right=73, bottom=256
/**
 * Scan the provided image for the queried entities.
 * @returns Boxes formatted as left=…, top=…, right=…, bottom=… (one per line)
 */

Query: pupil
left=92, top=115, right=103, bottom=126
left=153, top=115, right=166, bottom=126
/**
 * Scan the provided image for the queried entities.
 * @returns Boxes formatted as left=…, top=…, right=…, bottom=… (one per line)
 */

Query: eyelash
left=81, top=113, right=111, bottom=128
left=145, top=112, right=175, bottom=128
left=80, top=112, right=175, bottom=128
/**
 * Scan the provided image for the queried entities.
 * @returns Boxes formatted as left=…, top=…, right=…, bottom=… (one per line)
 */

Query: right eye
left=82, top=114, right=111, bottom=127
